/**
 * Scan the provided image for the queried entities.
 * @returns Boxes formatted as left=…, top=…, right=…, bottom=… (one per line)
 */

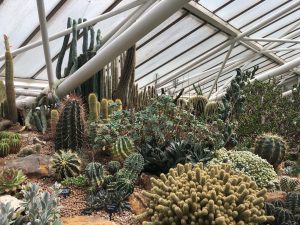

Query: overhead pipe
left=56, top=0, right=191, bottom=97
left=156, top=0, right=300, bottom=88
left=0, top=0, right=148, bottom=61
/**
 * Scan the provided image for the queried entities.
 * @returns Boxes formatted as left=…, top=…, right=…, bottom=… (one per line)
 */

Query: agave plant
left=0, top=168, right=26, bottom=194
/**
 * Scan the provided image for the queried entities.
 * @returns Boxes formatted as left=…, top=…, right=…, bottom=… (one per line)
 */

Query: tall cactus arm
left=82, top=18, right=88, bottom=53
left=4, top=35, right=18, bottom=123
left=88, top=26, right=95, bottom=51
left=56, top=17, right=72, bottom=79
left=69, top=20, right=78, bottom=75
left=95, top=29, right=102, bottom=51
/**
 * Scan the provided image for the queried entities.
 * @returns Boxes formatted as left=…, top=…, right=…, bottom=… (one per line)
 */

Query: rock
left=33, top=137, right=46, bottom=145
left=137, top=173, right=153, bottom=190
left=266, top=191, right=287, bottom=203
left=4, top=154, right=51, bottom=177
left=128, top=191, right=149, bottom=216
left=0, top=195, right=24, bottom=213
left=62, top=216, right=117, bottom=225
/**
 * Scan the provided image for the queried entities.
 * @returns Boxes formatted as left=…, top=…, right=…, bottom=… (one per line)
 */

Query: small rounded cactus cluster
left=0, top=131, right=21, bottom=157
left=138, top=163, right=273, bottom=225
left=254, top=133, right=287, bottom=168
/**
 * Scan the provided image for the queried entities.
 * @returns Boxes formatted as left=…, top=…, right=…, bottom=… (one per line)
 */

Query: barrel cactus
left=123, top=153, right=144, bottom=175
left=254, top=133, right=287, bottom=168
left=0, top=141, right=10, bottom=157
left=107, top=161, right=121, bottom=175
left=138, top=163, right=274, bottom=224
left=55, top=96, right=85, bottom=152
left=115, top=177, right=134, bottom=199
left=50, top=149, right=82, bottom=180
left=0, top=168, right=26, bottom=194
left=280, top=176, right=300, bottom=192
left=9, top=138, right=21, bottom=154
left=112, top=136, right=136, bottom=161
left=204, top=101, right=220, bottom=119
left=189, top=96, right=208, bottom=117
left=85, top=162, right=104, bottom=186
left=286, top=192, right=300, bottom=214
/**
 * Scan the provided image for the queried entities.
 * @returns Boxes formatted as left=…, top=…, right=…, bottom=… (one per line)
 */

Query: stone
left=137, top=173, right=153, bottom=190
left=0, top=195, right=24, bottom=213
left=128, top=191, right=149, bottom=216
left=62, top=216, right=117, bottom=225
left=4, top=154, right=51, bottom=177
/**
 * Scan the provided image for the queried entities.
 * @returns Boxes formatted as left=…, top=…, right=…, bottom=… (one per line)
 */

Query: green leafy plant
left=61, top=175, right=88, bottom=187
left=0, top=168, right=26, bottom=194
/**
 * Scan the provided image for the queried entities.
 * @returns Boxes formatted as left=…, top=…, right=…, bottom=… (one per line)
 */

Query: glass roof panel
left=200, top=0, right=230, bottom=12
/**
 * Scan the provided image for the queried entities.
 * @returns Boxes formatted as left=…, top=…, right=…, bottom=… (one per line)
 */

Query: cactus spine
left=112, top=136, right=135, bottom=161
left=55, top=96, right=85, bottom=152
left=254, top=133, right=287, bottom=168
left=88, top=93, right=98, bottom=121
left=85, top=162, right=104, bottom=186
left=3, top=35, right=18, bottom=123
left=50, top=109, right=59, bottom=135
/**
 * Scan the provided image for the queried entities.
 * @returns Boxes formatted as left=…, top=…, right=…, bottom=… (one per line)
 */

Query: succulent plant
left=61, top=175, right=88, bottom=187
left=115, top=177, right=134, bottom=199
left=209, top=148, right=278, bottom=189
left=50, top=149, right=82, bottom=180
left=17, top=144, right=41, bottom=157
left=0, top=168, right=26, bottom=194
left=9, top=138, right=21, bottom=154
left=123, top=153, right=144, bottom=175
left=254, top=133, right=287, bottom=168
left=100, top=98, right=108, bottom=120
left=189, top=96, right=208, bottom=117
left=50, top=109, right=59, bottom=135
left=204, top=101, right=219, bottom=118
left=107, top=161, right=121, bottom=175
left=85, top=162, right=104, bottom=186
left=138, top=163, right=274, bottom=224
left=0, top=141, right=10, bottom=157
left=55, top=96, right=85, bottom=152
left=286, top=192, right=300, bottom=214
left=88, top=93, right=98, bottom=122
left=112, top=136, right=136, bottom=161
left=115, top=99, right=122, bottom=112
left=280, top=176, right=300, bottom=192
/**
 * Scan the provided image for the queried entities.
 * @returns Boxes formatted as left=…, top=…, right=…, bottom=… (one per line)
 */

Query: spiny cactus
left=138, top=163, right=274, bottom=225
left=50, top=109, right=59, bottom=135
left=107, top=99, right=114, bottom=116
left=97, top=101, right=101, bottom=117
left=0, top=80, right=6, bottom=104
left=115, top=99, right=122, bottom=111
left=4, top=35, right=18, bottom=123
left=85, top=162, right=104, bottom=186
left=0, top=168, right=26, bottom=194
left=123, top=153, right=144, bottom=175
left=9, top=138, right=21, bottom=154
left=272, top=208, right=295, bottom=225
left=286, top=192, right=300, bottom=214
left=280, top=176, right=300, bottom=192
left=204, top=101, right=219, bottom=118
left=107, top=161, right=121, bottom=175
left=88, top=93, right=98, bottom=122
left=254, top=133, right=287, bottom=168
left=100, top=98, right=108, bottom=120
left=115, top=177, right=134, bottom=199
left=50, top=149, right=82, bottom=180
left=112, top=136, right=135, bottom=161
left=190, top=96, right=208, bottom=117
left=55, top=96, right=85, bottom=152
left=0, top=141, right=10, bottom=157
left=17, top=144, right=41, bottom=157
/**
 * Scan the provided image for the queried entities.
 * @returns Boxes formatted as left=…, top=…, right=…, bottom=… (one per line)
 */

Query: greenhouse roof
left=0, top=0, right=299, bottom=99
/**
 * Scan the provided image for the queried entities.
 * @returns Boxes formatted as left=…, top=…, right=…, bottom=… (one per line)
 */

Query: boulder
left=4, top=154, right=51, bottom=177
left=62, top=216, right=117, bottom=225
left=128, top=191, right=149, bottom=215
left=0, top=195, right=24, bottom=213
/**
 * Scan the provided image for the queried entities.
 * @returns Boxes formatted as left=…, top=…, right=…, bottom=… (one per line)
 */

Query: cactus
left=55, top=96, right=85, bottom=151
left=85, top=162, right=104, bottom=186
left=0, top=168, right=26, bottom=194
left=112, top=136, right=135, bottom=161
left=272, top=199, right=286, bottom=208
left=254, top=133, right=287, bottom=168
left=115, top=99, right=122, bottom=111
left=0, top=141, right=10, bottom=157
left=107, top=99, right=114, bottom=116
left=50, top=109, right=59, bottom=135
left=286, top=192, right=300, bottom=214
left=204, top=101, right=219, bottom=118
left=138, top=163, right=274, bottom=224
left=17, top=144, right=41, bottom=157
left=9, top=138, right=21, bottom=154
left=50, top=149, right=82, bottom=180
left=115, top=177, right=134, bottom=199
left=97, top=101, right=101, bottom=118
left=272, top=208, right=295, bottom=225
left=3, top=35, right=18, bottom=123
left=190, top=96, right=208, bottom=117
left=107, top=161, right=121, bottom=175
left=88, top=93, right=98, bottom=122
left=100, top=98, right=108, bottom=120
left=123, top=153, right=144, bottom=175
left=0, top=80, right=6, bottom=104
left=280, top=176, right=300, bottom=192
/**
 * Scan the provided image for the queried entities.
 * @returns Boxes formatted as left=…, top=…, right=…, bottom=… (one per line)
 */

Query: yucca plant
left=0, top=168, right=26, bottom=194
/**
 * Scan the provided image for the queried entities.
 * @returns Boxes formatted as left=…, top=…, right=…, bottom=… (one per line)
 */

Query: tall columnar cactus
left=97, top=101, right=101, bottom=118
left=85, top=162, right=104, bottom=186
left=112, top=136, right=135, bottom=161
left=0, top=141, right=10, bottom=157
left=100, top=98, right=108, bottom=120
left=50, top=149, right=82, bottom=180
left=0, top=80, right=6, bottom=104
left=115, top=99, right=122, bottom=112
left=50, top=109, right=59, bottom=135
left=286, top=192, right=300, bottom=214
left=254, top=133, right=287, bottom=168
left=138, top=163, right=274, bottom=224
left=88, top=93, right=98, bottom=122
left=55, top=96, right=85, bottom=151
left=107, top=99, right=114, bottom=116
left=204, top=101, right=219, bottom=118
left=3, top=35, right=18, bottom=123
left=190, top=96, right=208, bottom=117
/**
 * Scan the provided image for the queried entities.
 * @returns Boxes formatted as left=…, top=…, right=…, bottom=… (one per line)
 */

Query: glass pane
left=200, top=0, right=231, bottom=12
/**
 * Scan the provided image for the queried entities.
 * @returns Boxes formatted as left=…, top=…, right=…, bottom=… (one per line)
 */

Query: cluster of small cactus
left=55, top=96, right=85, bottom=151
left=254, top=133, right=287, bottom=169
left=280, top=176, right=300, bottom=192
left=0, top=168, right=26, bottom=194
left=209, top=148, right=278, bottom=189
left=50, top=149, right=82, bottom=180
left=138, top=163, right=273, bottom=225
left=189, top=96, right=208, bottom=117
left=112, top=136, right=136, bottom=161
left=17, top=143, right=41, bottom=157
left=0, top=131, right=21, bottom=157
left=24, top=103, right=48, bottom=133
left=98, top=98, right=123, bottom=120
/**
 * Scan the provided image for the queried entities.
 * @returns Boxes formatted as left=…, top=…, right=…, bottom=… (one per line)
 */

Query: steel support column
left=56, top=0, right=190, bottom=97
